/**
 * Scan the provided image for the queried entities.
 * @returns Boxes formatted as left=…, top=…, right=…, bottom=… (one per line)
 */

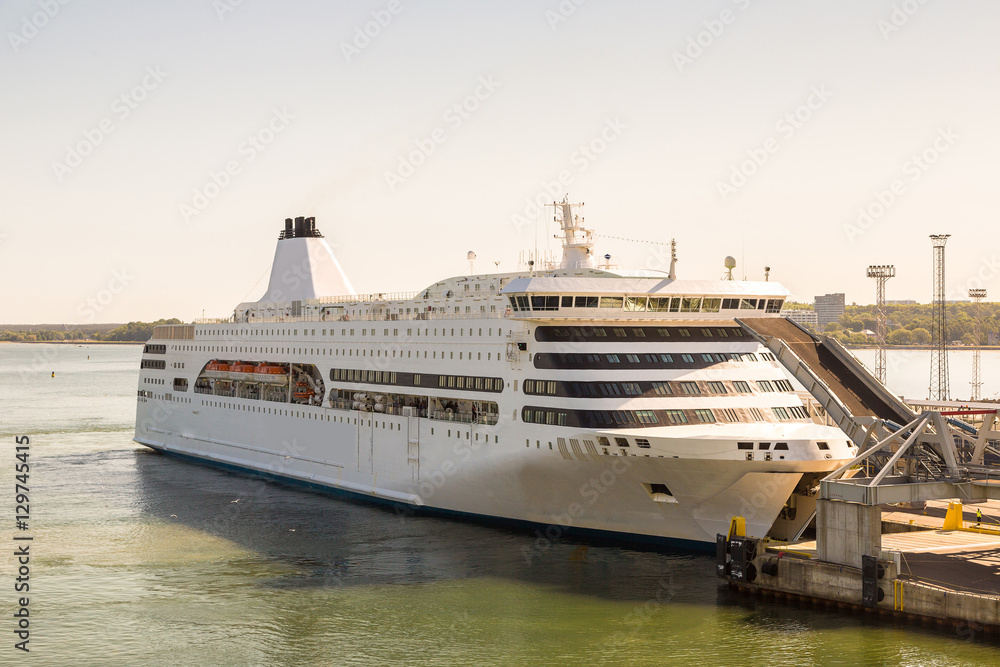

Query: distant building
left=782, top=309, right=818, bottom=329
left=886, top=299, right=918, bottom=305
left=814, top=293, right=845, bottom=329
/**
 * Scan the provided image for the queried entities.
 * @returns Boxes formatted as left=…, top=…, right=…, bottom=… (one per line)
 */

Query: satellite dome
left=724, top=256, right=737, bottom=270
left=467, top=251, right=477, bottom=261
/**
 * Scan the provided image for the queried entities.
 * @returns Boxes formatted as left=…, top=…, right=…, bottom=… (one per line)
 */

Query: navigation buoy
left=51, top=372, right=55, bottom=377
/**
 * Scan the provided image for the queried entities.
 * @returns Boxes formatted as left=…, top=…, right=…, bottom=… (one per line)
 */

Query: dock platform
left=720, top=501, right=1000, bottom=634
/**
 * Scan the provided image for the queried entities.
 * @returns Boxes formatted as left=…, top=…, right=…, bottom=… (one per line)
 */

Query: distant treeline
left=1, top=319, right=182, bottom=343
left=790, top=302, right=1000, bottom=346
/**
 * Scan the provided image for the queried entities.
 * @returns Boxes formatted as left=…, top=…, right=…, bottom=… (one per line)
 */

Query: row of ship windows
left=191, top=326, right=510, bottom=341
left=200, top=399, right=334, bottom=420
left=149, top=346, right=506, bottom=364
left=523, top=378, right=795, bottom=398
left=534, top=326, right=746, bottom=342
left=520, top=405, right=810, bottom=428
left=330, top=368, right=504, bottom=393
left=533, top=351, right=776, bottom=370
left=508, top=295, right=784, bottom=314
left=143, top=344, right=166, bottom=354
left=526, top=437, right=793, bottom=451
left=137, top=391, right=191, bottom=404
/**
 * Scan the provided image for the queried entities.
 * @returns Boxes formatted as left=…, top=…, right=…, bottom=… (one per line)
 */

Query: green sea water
left=1, top=343, right=999, bottom=666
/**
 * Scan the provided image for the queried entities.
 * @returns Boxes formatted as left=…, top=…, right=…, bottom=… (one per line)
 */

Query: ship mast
left=549, top=195, right=594, bottom=269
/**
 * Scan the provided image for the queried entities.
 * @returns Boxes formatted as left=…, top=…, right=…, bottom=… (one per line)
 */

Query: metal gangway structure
left=737, top=317, right=913, bottom=446
left=739, top=316, right=1000, bottom=572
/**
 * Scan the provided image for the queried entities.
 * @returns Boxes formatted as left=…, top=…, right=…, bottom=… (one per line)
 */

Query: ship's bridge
left=500, top=277, right=789, bottom=320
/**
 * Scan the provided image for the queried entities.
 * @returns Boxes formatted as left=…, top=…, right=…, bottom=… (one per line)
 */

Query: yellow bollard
left=943, top=501, right=964, bottom=531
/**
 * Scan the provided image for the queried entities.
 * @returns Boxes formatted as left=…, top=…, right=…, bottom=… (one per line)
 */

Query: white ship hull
left=134, top=210, right=857, bottom=549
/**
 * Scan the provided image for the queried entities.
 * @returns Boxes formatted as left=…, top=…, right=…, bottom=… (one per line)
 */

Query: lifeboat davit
left=292, top=380, right=315, bottom=401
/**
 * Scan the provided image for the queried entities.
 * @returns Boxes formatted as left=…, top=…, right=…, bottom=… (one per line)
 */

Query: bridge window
left=574, top=296, right=599, bottom=308
left=624, top=296, right=647, bottom=311
left=681, top=298, right=702, bottom=312
left=647, top=298, right=670, bottom=312
left=531, top=296, right=560, bottom=311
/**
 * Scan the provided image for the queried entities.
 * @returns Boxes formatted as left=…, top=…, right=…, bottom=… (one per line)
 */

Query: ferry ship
left=134, top=199, right=858, bottom=549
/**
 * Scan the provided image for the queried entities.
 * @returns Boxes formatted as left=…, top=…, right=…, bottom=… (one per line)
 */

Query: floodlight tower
left=867, top=265, right=895, bottom=384
left=929, top=235, right=951, bottom=401
left=970, top=288, right=987, bottom=400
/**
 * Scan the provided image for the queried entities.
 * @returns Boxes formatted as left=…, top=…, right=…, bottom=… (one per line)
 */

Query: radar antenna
left=548, top=195, right=594, bottom=270
left=723, top=256, right=736, bottom=281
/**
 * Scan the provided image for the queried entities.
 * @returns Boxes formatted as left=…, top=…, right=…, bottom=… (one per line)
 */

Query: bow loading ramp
left=736, top=317, right=913, bottom=445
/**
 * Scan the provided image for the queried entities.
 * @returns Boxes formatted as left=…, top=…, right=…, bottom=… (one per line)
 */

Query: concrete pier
left=718, top=500, right=1000, bottom=634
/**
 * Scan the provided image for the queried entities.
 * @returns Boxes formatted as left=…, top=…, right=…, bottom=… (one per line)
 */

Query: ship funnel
left=258, top=216, right=356, bottom=303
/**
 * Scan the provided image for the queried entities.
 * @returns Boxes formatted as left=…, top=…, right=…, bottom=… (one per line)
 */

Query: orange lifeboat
left=253, top=363, right=289, bottom=385
left=229, top=362, right=256, bottom=378
left=204, top=360, right=231, bottom=379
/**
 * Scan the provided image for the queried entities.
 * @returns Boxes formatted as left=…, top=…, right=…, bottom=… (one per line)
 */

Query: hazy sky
left=2, top=0, right=998, bottom=323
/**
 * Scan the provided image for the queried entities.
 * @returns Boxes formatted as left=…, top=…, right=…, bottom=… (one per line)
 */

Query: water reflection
left=132, top=447, right=716, bottom=604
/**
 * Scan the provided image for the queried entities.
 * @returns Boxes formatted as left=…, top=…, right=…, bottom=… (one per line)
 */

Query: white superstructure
left=134, top=203, right=857, bottom=548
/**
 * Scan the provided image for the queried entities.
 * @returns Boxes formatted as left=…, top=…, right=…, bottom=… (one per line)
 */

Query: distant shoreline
left=845, top=344, right=1000, bottom=351
left=0, top=340, right=143, bottom=345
